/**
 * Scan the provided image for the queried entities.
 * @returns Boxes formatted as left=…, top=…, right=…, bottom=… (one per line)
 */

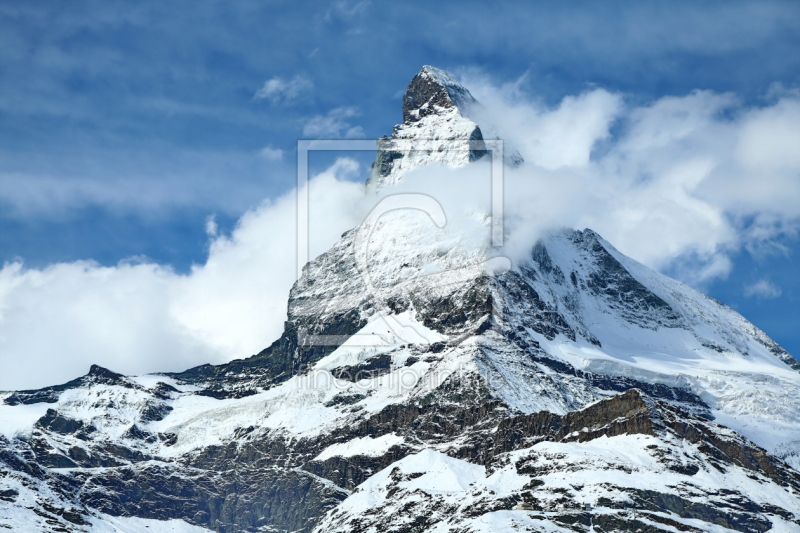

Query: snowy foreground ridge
left=2, top=66, right=800, bottom=533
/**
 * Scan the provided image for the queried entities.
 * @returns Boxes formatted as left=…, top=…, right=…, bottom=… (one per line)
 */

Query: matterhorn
left=1, top=66, right=798, bottom=533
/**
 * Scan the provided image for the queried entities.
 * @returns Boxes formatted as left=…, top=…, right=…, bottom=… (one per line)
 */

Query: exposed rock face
left=402, top=65, right=477, bottom=124
left=315, top=390, right=800, bottom=533
left=3, top=364, right=132, bottom=406
left=1, top=66, right=799, bottom=533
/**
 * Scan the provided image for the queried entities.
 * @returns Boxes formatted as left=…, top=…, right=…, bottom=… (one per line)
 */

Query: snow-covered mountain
left=1, top=66, right=799, bottom=533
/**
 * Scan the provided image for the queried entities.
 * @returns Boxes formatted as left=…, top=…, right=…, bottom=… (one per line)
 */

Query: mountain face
left=2, top=67, right=800, bottom=533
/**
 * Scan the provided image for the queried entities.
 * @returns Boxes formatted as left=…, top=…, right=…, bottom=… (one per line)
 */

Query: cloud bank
left=460, top=73, right=800, bottom=285
left=0, top=163, right=365, bottom=390
left=1, top=78, right=799, bottom=390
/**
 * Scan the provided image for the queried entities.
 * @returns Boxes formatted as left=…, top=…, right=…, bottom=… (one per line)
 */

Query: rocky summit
left=368, top=65, right=522, bottom=189
left=1, top=67, right=799, bottom=533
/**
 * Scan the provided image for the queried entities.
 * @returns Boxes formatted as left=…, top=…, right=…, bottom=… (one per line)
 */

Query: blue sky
left=1, top=0, right=799, bottom=387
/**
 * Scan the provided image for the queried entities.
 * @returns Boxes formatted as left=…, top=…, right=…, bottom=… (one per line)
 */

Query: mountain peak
left=402, top=65, right=476, bottom=123
left=367, top=65, right=523, bottom=189
left=87, top=364, right=125, bottom=381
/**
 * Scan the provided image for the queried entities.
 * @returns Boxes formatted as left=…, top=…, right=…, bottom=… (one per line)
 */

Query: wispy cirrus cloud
left=259, top=146, right=284, bottom=161
left=254, top=74, right=313, bottom=104
left=744, top=279, right=783, bottom=299
left=324, top=0, right=371, bottom=22
left=302, top=107, right=364, bottom=138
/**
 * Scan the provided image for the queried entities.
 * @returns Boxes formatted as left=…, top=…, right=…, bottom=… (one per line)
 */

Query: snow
left=365, top=65, right=491, bottom=190
left=314, top=310, right=446, bottom=371
left=520, top=433, right=800, bottom=514
left=330, top=449, right=490, bottom=514
left=89, top=514, right=213, bottom=532
left=316, top=434, right=800, bottom=532
left=0, top=398, right=51, bottom=438
left=150, top=350, right=459, bottom=453
left=368, top=106, right=484, bottom=188
left=298, top=183, right=800, bottom=457
left=143, top=375, right=359, bottom=454
left=416, top=66, right=468, bottom=99
left=501, top=229, right=800, bottom=455
left=0, top=196, right=796, bottom=479
left=315, top=433, right=405, bottom=461
left=3, top=217, right=794, bottom=462
left=402, top=449, right=487, bottom=494
left=0, top=465, right=211, bottom=532
left=53, top=384, right=163, bottom=440
left=127, top=374, right=200, bottom=392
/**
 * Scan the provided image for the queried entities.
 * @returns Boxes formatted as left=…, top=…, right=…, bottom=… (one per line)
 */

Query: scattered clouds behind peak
left=745, top=279, right=783, bottom=299
left=254, top=75, right=314, bottom=104
left=303, top=107, right=365, bottom=139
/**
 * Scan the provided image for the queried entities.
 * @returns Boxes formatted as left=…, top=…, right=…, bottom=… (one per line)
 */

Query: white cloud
left=0, top=161, right=365, bottom=390
left=736, top=97, right=800, bottom=172
left=744, top=279, right=783, bottom=299
left=461, top=73, right=800, bottom=284
left=303, top=107, right=364, bottom=138
left=325, top=0, right=371, bottom=21
left=204, top=214, right=218, bottom=237
left=459, top=72, right=624, bottom=169
left=259, top=146, right=284, bottom=160
left=254, top=74, right=313, bottom=103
